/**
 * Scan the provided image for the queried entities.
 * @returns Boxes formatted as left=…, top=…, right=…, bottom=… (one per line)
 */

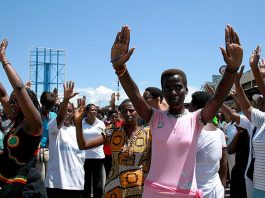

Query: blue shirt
left=41, top=112, right=57, bottom=148
left=0, top=131, right=4, bottom=150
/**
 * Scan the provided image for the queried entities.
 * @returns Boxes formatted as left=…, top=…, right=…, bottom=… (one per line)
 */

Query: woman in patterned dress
left=74, top=98, right=152, bottom=198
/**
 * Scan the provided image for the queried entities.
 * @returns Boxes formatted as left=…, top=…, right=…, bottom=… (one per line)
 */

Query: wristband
left=115, top=65, right=127, bottom=77
left=114, top=64, right=126, bottom=73
left=2, top=62, right=10, bottom=67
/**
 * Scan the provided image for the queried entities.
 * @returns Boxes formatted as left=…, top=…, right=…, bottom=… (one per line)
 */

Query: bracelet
left=115, top=65, right=127, bottom=77
left=117, top=67, right=127, bottom=77
left=2, top=62, right=10, bottom=67
left=114, top=64, right=126, bottom=73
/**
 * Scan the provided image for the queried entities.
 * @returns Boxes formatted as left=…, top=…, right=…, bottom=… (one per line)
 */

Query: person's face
left=143, top=91, right=156, bottom=107
left=41, top=105, right=54, bottom=115
left=8, top=93, right=22, bottom=119
left=143, top=91, right=153, bottom=102
left=97, top=112, right=104, bottom=120
left=120, top=102, right=138, bottom=125
left=162, top=75, right=187, bottom=108
left=86, top=105, right=97, bottom=118
left=256, top=97, right=265, bottom=112
left=109, top=113, right=118, bottom=124
left=64, top=104, right=74, bottom=126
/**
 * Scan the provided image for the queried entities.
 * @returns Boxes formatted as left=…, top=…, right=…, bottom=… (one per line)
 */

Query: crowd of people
left=0, top=24, right=265, bottom=198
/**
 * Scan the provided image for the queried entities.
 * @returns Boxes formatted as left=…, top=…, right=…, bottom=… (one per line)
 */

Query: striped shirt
left=251, top=108, right=265, bottom=191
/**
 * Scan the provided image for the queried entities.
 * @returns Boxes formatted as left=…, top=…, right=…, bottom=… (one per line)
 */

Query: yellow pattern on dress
left=103, top=125, right=152, bottom=198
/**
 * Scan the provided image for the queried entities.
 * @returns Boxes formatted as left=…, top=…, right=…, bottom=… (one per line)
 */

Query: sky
left=1, top=0, right=265, bottom=107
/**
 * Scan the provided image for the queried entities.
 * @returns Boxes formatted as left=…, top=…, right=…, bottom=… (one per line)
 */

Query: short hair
left=107, top=110, right=118, bottom=118
left=118, top=99, right=131, bottom=112
left=161, top=69, right=187, bottom=89
left=40, top=91, right=56, bottom=108
left=85, top=103, right=96, bottom=112
left=191, top=91, right=212, bottom=109
left=145, top=87, right=163, bottom=102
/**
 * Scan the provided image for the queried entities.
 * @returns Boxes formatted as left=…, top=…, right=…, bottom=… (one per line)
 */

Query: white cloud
left=66, top=85, right=198, bottom=108
left=68, top=85, right=128, bottom=107
left=185, top=86, right=199, bottom=103
left=184, top=86, right=199, bottom=103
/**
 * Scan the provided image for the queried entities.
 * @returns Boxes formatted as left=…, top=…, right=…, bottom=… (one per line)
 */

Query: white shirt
left=196, top=126, right=226, bottom=198
left=251, top=108, right=265, bottom=191
left=239, top=115, right=256, bottom=179
left=225, top=122, right=237, bottom=145
left=45, top=119, right=85, bottom=190
left=82, top=118, right=105, bottom=159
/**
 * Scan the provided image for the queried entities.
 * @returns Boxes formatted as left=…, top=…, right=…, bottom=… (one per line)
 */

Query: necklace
left=168, top=117, right=177, bottom=133
left=167, top=109, right=188, bottom=133
left=122, top=126, right=143, bottom=155
left=166, top=109, right=187, bottom=118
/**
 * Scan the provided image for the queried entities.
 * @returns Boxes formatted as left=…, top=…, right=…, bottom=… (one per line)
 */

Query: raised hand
left=204, top=84, right=215, bottom=95
left=53, top=87, right=58, bottom=98
left=110, top=93, right=115, bottom=105
left=230, top=89, right=237, bottom=97
left=111, top=25, right=135, bottom=70
left=220, top=25, right=243, bottom=72
left=74, top=97, right=86, bottom=124
left=249, top=45, right=260, bottom=68
left=258, top=58, right=265, bottom=77
left=25, top=81, right=32, bottom=89
left=0, top=39, right=8, bottom=63
left=64, top=81, right=79, bottom=100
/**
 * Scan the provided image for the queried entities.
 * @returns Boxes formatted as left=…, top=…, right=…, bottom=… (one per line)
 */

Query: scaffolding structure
left=29, top=47, right=66, bottom=98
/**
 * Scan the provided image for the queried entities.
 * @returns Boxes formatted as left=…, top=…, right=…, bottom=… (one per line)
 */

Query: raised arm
left=220, top=103, right=240, bottom=125
left=111, top=25, right=152, bottom=122
left=249, top=46, right=265, bottom=99
left=230, top=90, right=241, bottom=111
left=227, top=131, right=241, bottom=154
left=0, top=39, right=42, bottom=134
left=201, top=25, right=243, bottom=123
left=74, top=97, right=105, bottom=150
left=110, top=93, right=116, bottom=110
left=205, top=84, right=241, bottom=125
left=56, top=81, right=78, bottom=129
left=234, top=66, right=252, bottom=120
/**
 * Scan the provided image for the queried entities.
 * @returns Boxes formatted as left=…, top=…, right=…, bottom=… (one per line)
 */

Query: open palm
left=111, top=26, right=135, bottom=70
left=64, top=81, right=78, bottom=100
left=74, top=97, right=86, bottom=124
left=0, top=39, right=8, bottom=63
left=220, top=25, right=243, bottom=72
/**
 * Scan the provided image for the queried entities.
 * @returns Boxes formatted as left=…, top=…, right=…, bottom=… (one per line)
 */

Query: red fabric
left=103, top=144, right=112, bottom=156
left=103, top=120, right=124, bottom=156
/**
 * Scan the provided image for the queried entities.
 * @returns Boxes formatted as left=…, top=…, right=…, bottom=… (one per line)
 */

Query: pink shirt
left=143, top=109, right=203, bottom=198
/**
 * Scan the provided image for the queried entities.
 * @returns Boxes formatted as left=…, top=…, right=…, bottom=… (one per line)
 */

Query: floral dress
left=103, top=125, right=152, bottom=198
